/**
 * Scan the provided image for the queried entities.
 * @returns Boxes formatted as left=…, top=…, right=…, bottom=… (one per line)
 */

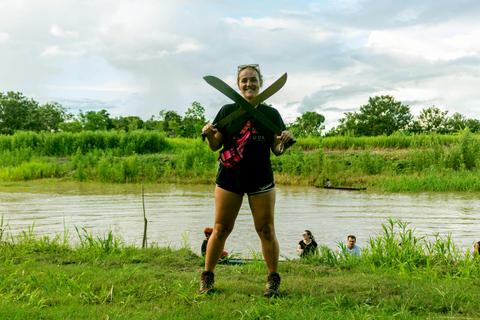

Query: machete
left=203, top=75, right=296, bottom=147
left=202, top=73, right=287, bottom=140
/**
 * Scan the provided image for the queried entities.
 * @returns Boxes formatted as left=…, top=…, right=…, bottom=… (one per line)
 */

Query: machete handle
left=285, top=139, right=296, bottom=147
left=201, top=123, right=217, bottom=141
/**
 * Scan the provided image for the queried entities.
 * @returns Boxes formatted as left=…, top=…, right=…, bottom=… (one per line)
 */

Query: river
left=0, top=182, right=478, bottom=259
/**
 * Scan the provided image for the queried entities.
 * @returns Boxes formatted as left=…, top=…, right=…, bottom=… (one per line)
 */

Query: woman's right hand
left=202, top=124, right=218, bottom=137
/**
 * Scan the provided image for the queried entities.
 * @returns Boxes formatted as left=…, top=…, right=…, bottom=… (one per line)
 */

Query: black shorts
left=216, top=182, right=275, bottom=196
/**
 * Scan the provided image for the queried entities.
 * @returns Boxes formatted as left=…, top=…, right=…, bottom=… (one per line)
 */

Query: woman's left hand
left=277, top=130, right=293, bottom=144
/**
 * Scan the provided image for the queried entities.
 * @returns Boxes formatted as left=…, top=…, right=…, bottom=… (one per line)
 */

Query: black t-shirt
left=298, top=240, right=318, bottom=257
left=213, top=103, right=286, bottom=192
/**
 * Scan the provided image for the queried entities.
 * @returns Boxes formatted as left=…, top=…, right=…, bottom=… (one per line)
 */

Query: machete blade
left=203, top=75, right=295, bottom=147
left=202, top=73, right=287, bottom=140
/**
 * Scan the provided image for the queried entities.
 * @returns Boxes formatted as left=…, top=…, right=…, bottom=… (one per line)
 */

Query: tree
left=447, top=112, right=467, bottom=132
left=79, top=109, right=112, bottom=131
left=183, top=101, right=207, bottom=138
left=293, top=111, right=325, bottom=137
left=144, top=115, right=161, bottom=131
left=0, top=91, right=40, bottom=134
left=112, top=116, right=145, bottom=132
left=59, top=119, right=83, bottom=133
left=38, top=102, right=72, bottom=132
left=337, top=95, right=413, bottom=136
left=465, top=119, right=480, bottom=133
left=159, top=109, right=183, bottom=137
left=406, top=106, right=452, bottom=134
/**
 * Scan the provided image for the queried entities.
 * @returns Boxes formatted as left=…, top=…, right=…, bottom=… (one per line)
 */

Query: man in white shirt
left=338, top=235, right=361, bottom=260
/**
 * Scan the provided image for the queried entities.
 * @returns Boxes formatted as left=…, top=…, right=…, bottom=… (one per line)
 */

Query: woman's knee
left=256, top=225, right=275, bottom=241
left=213, top=224, right=233, bottom=239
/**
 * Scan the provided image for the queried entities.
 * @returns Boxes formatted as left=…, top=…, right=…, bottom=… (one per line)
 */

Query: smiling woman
left=199, top=64, right=294, bottom=297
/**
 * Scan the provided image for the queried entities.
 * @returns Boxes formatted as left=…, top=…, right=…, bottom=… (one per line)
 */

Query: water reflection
left=1, top=183, right=479, bottom=259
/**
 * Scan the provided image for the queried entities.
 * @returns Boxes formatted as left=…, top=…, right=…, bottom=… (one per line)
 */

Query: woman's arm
left=202, top=124, right=223, bottom=151
left=297, top=244, right=303, bottom=253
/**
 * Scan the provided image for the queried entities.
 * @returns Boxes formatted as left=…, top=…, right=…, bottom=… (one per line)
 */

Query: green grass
left=0, top=219, right=479, bottom=319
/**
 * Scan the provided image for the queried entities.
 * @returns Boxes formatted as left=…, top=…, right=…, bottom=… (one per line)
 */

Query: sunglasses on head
left=238, top=64, right=260, bottom=72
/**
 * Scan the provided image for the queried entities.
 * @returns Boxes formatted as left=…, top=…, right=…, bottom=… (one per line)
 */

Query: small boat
left=317, top=185, right=367, bottom=191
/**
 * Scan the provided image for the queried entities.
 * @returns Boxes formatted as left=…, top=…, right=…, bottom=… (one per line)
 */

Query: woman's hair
left=304, top=230, right=315, bottom=242
left=204, top=227, right=213, bottom=237
left=237, top=65, right=263, bottom=87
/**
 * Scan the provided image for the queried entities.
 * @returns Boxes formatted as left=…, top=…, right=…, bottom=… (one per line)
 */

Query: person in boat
left=474, top=241, right=480, bottom=257
left=337, top=235, right=361, bottom=260
left=200, top=64, right=294, bottom=297
left=297, top=230, right=319, bottom=258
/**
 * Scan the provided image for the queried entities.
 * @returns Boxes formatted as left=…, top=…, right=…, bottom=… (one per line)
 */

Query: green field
left=1, top=130, right=480, bottom=192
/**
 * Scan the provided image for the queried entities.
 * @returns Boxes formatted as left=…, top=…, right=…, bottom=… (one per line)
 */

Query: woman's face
left=237, top=68, right=261, bottom=102
left=302, top=231, right=310, bottom=240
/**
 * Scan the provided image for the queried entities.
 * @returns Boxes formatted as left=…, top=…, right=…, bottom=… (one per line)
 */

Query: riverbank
left=1, top=130, right=480, bottom=192
left=0, top=219, right=479, bottom=319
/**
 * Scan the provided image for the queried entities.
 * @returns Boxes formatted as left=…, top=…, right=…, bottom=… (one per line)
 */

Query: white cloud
left=366, top=23, right=480, bottom=61
left=0, top=32, right=8, bottom=43
left=174, top=41, right=203, bottom=54
left=50, top=24, right=78, bottom=38
left=45, top=82, right=138, bottom=93
left=42, top=45, right=86, bottom=57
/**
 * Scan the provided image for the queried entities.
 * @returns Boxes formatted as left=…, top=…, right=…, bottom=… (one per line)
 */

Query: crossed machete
left=202, top=73, right=296, bottom=147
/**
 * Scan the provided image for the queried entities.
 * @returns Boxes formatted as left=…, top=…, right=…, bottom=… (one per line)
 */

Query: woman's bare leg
left=204, top=186, right=243, bottom=271
left=248, top=189, right=279, bottom=273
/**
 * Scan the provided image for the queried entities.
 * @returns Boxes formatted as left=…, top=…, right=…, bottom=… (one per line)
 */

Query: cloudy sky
left=1, top=0, right=480, bottom=130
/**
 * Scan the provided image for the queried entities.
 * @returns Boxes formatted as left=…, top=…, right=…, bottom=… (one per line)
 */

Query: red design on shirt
left=239, top=121, right=258, bottom=135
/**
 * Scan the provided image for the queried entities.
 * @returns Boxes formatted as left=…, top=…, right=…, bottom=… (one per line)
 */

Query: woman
left=297, top=230, right=318, bottom=258
left=200, top=64, right=294, bottom=297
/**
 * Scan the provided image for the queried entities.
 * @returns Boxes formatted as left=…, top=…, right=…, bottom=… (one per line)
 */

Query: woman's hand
left=276, top=130, right=294, bottom=144
left=272, top=130, right=294, bottom=156
left=202, top=124, right=222, bottom=151
left=202, top=124, right=218, bottom=137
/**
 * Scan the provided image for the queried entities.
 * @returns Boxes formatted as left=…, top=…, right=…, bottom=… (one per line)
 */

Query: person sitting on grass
left=201, top=227, right=213, bottom=257
left=202, top=227, right=228, bottom=260
left=337, top=235, right=361, bottom=260
left=297, top=230, right=318, bottom=258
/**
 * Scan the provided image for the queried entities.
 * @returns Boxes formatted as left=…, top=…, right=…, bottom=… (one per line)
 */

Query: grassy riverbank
left=0, top=219, right=479, bottom=319
left=1, top=130, right=480, bottom=191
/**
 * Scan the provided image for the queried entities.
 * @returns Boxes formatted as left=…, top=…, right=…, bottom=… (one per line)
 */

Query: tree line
left=1, top=91, right=478, bottom=138
left=328, top=95, right=480, bottom=136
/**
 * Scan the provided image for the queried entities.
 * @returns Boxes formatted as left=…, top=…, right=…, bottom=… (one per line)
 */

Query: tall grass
left=319, top=131, right=467, bottom=150
left=1, top=130, right=480, bottom=190
left=0, top=130, right=172, bottom=156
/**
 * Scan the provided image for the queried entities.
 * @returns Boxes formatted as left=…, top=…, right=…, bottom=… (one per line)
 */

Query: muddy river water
left=1, top=183, right=479, bottom=259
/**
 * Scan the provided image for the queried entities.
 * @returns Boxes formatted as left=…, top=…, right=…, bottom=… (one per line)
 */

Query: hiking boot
left=264, top=272, right=281, bottom=297
left=198, top=271, right=214, bottom=294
